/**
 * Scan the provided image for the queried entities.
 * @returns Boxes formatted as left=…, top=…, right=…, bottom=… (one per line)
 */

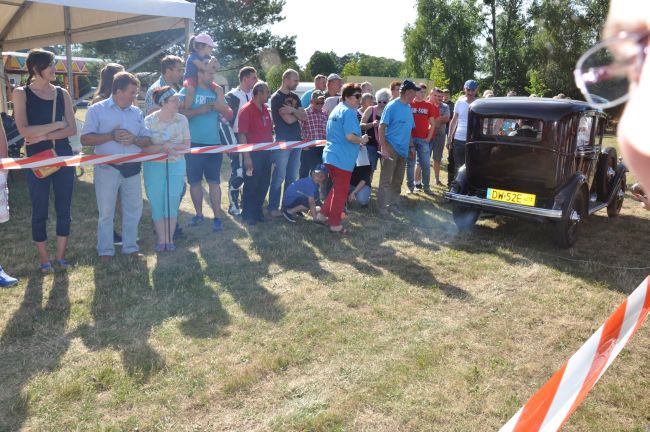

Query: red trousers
left=321, top=164, right=352, bottom=227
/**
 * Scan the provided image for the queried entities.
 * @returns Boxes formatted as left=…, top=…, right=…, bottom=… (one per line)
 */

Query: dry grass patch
left=0, top=135, right=648, bottom=431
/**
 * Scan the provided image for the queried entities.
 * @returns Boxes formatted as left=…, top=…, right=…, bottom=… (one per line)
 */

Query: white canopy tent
left=0, top=0, right=195, bottom=110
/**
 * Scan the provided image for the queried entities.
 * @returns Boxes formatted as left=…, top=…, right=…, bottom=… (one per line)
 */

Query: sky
left=271, top=0, right=418, bottom=67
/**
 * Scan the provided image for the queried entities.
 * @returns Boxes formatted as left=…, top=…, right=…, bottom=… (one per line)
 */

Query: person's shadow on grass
left=198, top=222, right=285, bottom=323
left=0, top=272, right=70, bottom=431
left=76, top=256, right=164, bottom=382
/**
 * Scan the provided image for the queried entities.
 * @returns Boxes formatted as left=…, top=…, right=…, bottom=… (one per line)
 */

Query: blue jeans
left=406, top=137, right=432, bottom=189
left=94, top=164, right=143, bottom=256
left=26, top=167, right=74, bottom=242
left=268, top=148, right=301, bottom=211
left=349, top=184, right=371, bottom=206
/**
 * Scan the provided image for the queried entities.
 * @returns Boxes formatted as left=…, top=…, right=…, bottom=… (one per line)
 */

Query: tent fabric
left=0, top=0, right=195, bottom=51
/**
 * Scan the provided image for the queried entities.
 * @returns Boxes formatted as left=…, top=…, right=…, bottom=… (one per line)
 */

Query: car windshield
left=479, top=117, right=544, bottom=142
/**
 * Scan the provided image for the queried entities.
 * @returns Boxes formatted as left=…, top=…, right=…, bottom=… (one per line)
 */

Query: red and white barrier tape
left=0, top=139, right=326, bottom=170
left=500, top=276, right=650, bottom=432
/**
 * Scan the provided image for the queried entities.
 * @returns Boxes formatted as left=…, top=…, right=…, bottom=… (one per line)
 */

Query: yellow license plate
left=487, top=188, right=536, bottom=206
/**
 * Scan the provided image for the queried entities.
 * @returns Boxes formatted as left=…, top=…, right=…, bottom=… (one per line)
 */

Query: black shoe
left=295, top=211, right=305, bottom=218
left=282, top=210, right=297, bottom=223
left=414, top=183, right=423, bottom=191
left=113, top=231, right=122, bottom=246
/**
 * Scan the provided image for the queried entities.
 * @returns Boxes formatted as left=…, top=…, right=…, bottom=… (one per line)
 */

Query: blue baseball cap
left=312, top=164, right=328, bottom=175
left=464, top=80, right=479, bottom=90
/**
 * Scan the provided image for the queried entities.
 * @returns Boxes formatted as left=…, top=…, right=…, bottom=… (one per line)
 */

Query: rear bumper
left=443, top=192, right=564, bottom=219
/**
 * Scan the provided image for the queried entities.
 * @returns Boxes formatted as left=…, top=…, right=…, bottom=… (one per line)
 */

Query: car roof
left=470, top=97, right=600, bottom=121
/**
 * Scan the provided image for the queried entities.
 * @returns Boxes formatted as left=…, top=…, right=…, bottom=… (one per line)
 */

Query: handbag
left=31, top=87, right=61, bottom=179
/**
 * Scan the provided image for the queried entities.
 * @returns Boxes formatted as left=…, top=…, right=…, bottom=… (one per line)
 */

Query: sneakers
left=414, top=183, right=423, bottom=191
left=228, top=202, right=242, bottom=216
left=189, top=215, right=204, bottom=226
left=173, top=225, right=186, bottom=240
left=423, top=188, right=435, bottom=196
left=282, top=209, right=297, bottom=223
left=213, top=218, right=223, bottom=232
left=0, top=266, right=18, bottom=287
left=113, top=231, right=122, bottom=246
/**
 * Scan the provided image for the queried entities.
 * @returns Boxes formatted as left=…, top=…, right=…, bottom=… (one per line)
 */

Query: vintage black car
left=443, top=97, right=627, bottom=247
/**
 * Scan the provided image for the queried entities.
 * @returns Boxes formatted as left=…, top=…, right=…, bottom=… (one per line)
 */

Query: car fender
left=553, top=173, right=588, bottom=216
left=450, top=165, right=469, bottom=195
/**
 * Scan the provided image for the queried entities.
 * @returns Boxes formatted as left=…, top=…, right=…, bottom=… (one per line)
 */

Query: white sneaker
left=228, top=203, right=242, bottom=216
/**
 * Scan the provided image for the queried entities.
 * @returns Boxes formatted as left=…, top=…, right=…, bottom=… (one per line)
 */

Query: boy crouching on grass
left=282, top=164, right=328, bottom=223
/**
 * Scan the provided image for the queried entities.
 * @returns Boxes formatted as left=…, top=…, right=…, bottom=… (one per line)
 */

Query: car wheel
left=594, top=147, right=617, bottom=201
left=554, top=189, right=586, bottom=248
left=607, top=173, right=626, bottom=217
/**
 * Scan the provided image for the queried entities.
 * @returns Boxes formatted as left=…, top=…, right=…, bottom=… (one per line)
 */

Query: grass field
left=0, top=135, right=648, bottom=431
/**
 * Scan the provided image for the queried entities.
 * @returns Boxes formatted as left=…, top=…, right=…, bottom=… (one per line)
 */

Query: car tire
left=594, top=147, right=617, bottom=201
left=449, top=181, right=480, bottom=231
left=607, top=172, right=626, bottom=217
left=554, top=188, right=586, bottom=248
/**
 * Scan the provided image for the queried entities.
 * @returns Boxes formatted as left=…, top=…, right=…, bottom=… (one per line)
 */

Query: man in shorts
left=180, top=68, right=233, bottom=232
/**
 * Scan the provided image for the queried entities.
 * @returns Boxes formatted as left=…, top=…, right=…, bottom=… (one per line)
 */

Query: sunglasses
left=351, top=93, right=362, bottom=99
left=377, top=100, right=388, bottom=105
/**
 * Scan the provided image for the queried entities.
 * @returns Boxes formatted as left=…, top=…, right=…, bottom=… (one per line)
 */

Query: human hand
left=244, top=159, right=253, bottom=176
left=372, top=120, right=379, bottom=128
left=279, top=105, right=294, bottom=115
left=360, top=134, right=369, bottom=145
left=114, top=129, right=135, bottom=146
left=409, top=147, right=416, bottom=160
left=348, top=192, right=357, bottom=203
left=25, top=135, right=47, bottom=145
left=632, top=193, right=650, bottom=210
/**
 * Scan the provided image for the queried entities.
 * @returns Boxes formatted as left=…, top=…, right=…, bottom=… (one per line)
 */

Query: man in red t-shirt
left=237, top=81, right=274, bottom=225
left=406, top=83, right=436, bottom=195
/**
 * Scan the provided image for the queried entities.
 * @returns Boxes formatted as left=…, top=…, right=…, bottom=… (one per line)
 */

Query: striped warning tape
left=500, top=276, right=650, bottom=432
left=0, top=139, right=325, bottom=170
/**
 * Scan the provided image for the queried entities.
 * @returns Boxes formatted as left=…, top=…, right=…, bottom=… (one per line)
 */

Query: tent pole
left=64, top=6, right=74, bottom=99
left=0, top=44, right=7, bottom=113
left=184, top=19, right=193, bottom=61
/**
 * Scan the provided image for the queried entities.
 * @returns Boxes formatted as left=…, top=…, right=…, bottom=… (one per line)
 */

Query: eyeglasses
left=377, top=100, right=388, bottom=105
left=352, top=93, right=362, bottom=99
left=574, top=30, right=650, bottom=109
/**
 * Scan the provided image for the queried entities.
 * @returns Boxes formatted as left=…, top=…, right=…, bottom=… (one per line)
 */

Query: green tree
left=79, top=0, right=297, bottom=86
left=524, top=0, right=609, bottom=98
left=342, top=61, right=360, bottom=78
left=428, top=57, right=450, bottom=88
left=525, top=69, right=549, bottom=96
left=403, top=0, right=483, bottom=92
left=306, top=51, right=339, bottom=77
left=357, top=55, right=404, bottom=77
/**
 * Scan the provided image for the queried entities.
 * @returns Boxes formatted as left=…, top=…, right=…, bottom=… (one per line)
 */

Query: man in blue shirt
left=281, top=165, right=328, bottom=223
left=81, top=72, right=153, bottom=260
left=145, top=55, right=184, bottom=115
left=179, top=68, right=233, bottom=232
left=377, top=79, right=417, bottom=214
left=300, top=74, right=327, bottom=108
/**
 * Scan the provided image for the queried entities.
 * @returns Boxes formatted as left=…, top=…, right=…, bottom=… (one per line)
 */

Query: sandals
left=56, top=259, right=69, bottom=270
left=40, top=262, right=53, bottom=274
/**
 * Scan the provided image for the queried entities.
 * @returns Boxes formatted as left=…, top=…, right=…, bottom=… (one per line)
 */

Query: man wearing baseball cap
left=377, top=79, right=417, bottom=214
left=447, top=79, right=478, bottom=182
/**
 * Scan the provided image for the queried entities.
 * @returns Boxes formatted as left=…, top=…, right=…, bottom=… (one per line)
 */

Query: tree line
left=75, top=0, right=607, bottom=100
left=403, top=0, right=610, bottom=98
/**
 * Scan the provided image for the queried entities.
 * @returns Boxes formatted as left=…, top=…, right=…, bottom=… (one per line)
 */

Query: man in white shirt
left=447, top=79, right=478, bottom=181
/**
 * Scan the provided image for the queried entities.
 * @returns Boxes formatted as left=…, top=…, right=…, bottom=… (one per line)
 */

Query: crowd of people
left=1, top=7, right=650, bottom=286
